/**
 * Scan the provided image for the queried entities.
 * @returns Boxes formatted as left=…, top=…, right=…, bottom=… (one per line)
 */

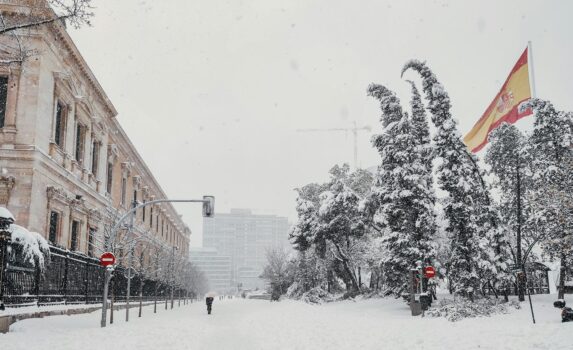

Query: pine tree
left=367, top=84, right=437, bottom=296
left=528, top=99, right=573, bottom=299
left=407, top=80, right=433, bottom=173
left=485, top=123, right=532, bottom=300
left=401, top=61, right=508, bottom=299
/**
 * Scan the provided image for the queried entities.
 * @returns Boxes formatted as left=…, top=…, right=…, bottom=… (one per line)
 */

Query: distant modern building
left=189, top=247, right=232, bottom=293
left=203, top=209, right=290, bottom=290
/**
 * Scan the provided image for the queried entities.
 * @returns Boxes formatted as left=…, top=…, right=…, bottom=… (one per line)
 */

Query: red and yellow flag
left=464, top=48, right=532, bottom=153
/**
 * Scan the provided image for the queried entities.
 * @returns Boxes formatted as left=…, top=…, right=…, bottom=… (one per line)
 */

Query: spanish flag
left=463, top=48, right=532, bottom=153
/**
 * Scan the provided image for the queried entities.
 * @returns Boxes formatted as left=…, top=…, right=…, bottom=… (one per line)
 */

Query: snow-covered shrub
left=286, top=281, right=303, bottom=299
left=425, top=297, right=520, bottom=322
left=300, top=287, right=334, bottom=304
left=9, top=224, right=50, bottom=268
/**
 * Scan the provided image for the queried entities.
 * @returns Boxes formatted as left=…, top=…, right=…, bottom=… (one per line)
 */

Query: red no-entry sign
left=424, top=266, right=436, bottom=278
left=100, top=252, right=116, bottom=267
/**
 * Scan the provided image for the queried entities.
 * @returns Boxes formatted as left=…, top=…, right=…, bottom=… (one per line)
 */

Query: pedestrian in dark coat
left=205, top=296, right=214, bottom=314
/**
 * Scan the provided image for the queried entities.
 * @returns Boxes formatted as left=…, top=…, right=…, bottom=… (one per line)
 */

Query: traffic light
left=202, top=195, right=215, bottom=218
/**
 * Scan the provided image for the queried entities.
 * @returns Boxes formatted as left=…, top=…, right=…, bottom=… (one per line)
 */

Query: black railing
left=482, top=269, right=551, bottom=297
left=0, top=240, right=189, bottom=308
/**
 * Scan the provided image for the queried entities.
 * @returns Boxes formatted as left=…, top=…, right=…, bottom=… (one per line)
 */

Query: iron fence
left=0, top=239, right=189, bottom=308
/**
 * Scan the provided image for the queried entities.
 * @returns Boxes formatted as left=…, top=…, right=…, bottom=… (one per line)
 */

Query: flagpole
left=528, top=41, right=537, bottom=98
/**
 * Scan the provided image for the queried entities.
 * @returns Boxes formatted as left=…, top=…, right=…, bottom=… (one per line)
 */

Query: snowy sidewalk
left=0, top=296, right=571, bottom=350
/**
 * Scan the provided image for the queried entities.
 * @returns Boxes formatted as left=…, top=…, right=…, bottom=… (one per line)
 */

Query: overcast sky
left=69, top=0, right=573, bottom=247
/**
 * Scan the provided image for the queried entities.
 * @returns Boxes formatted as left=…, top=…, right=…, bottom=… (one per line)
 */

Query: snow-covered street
left=1, top=296, right=571, bottom=350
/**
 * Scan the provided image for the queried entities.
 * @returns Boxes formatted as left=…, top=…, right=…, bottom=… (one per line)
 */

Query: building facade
left=203, top=208, right=290, bottom=290
left=189, top=247, right=232, bottom=293
left=0, top=1, right=190, bottom=260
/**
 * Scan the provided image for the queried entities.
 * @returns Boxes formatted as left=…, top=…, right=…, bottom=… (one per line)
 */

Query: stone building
left=0, top=1, right=190, bottom=259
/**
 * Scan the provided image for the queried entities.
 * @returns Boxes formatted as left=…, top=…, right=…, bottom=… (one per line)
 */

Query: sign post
left=423, top=266, right=436, bottom=279
left=100, top=252, right=116, bottom=267
left=99, top=252, right=115, bottom=328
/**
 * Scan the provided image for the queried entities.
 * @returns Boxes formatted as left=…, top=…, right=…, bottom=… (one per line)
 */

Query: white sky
left=69, top=0, right=573, bottom=247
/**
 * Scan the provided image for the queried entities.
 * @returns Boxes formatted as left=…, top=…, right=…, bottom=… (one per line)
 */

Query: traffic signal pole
left=100, top=197, right=215, bottom=328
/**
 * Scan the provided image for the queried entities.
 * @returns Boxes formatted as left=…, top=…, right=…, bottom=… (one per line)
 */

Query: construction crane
left=296, top=121, right=372, bottom=169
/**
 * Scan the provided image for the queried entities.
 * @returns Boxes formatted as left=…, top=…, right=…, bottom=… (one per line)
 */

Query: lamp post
left=0, top=208, right=15, bottom=311
left=100, top=197, right=214, bottom=327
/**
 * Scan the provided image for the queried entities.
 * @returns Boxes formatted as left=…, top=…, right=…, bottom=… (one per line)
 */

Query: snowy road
left=1, top=296, right=571, bottom=350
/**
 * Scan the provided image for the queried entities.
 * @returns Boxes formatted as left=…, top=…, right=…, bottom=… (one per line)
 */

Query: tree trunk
left=154, top=281, right=158, bottom=313
left=138, top=279, right=144, bottom=318
left=110, top=287, right=115, bottom=324
left=369, top=271, right=375, bottom=289
left=516, top=156, right=525, bottom=302
left=558, top=254, right=567, bottom=299
left=333, top=243, right=360, bottom=293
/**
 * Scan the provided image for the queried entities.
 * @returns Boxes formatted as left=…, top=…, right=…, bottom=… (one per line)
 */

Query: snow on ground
left=0, top=294, right=571, bottom=350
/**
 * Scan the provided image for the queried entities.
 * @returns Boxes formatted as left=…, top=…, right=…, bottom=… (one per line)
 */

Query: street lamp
left=0, top=207, right=15, bottom=311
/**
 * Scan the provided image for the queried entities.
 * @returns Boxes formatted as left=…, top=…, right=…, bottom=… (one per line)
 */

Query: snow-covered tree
left=485, top=123, right=532, bottom=300
left=367, top=84, right=437, bottom=296
left=290, top=183, right=327, bottom=253
left=401, top=61, right=509, bottom=299
left=406, top=80, right=433, bottom=172
left=9, top=224, right=50, bottom=268
left=289, top=182, right=331, bottom=295
left=528, top=99, right=573, bottom=299
left=314, top=164, right=368, bottom=294
left=261, top=247, right=295, bottom=298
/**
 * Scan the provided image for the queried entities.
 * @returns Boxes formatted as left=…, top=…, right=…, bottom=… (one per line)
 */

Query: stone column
left=1, top=70, right=21, bottom=143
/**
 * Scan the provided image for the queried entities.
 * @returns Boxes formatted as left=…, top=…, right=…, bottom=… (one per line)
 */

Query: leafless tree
left=0, top=0, right=93, bottom=34
left=261, top=247, right=294, bottom=298
left=0, top=0, right=93, bottom=64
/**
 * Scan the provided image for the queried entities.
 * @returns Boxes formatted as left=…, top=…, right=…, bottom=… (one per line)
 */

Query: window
left=0, top=76, right=8, bottom=128
left=121, top=177, right=127, bottom=205
left=48, top=211, right=60, bottom=243
left=75, top=123, right=86, bottom=162
left=88, top=227, right=96, bottom=257
left=70, top=220, right=79, bottom=251
left=150, top=206, right=153, bottom=228
left=54, top=101, right=67, bottom=148
left=142, top=200, right=146, bottom=222
left=91, top=141, right=100, bottom=176
left=106, top=162, right=113, bottom=194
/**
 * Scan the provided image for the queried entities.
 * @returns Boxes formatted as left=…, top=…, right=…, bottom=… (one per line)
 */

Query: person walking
left=205, top=296, right=214, bottom=314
